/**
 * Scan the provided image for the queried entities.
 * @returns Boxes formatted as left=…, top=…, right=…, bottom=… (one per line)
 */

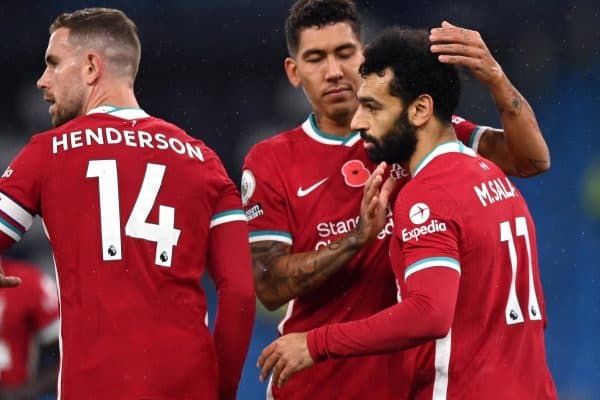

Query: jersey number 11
left=500, top=217, right=542, bottom=325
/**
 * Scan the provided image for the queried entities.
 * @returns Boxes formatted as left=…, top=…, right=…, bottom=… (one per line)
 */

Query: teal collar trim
left=87, top=105, right=150, bottom=120
left=302, top=114, right=361, bottom=147
left=412, top=141, right=476, bottom=177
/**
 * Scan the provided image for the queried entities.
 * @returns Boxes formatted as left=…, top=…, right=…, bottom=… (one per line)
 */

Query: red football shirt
left=307, top=141, right=557, bottom=399
left=243, top=114, right=482, bottom=399
left=0, top=259, right=59, bottom=387
left=0, top=106, right=253, bottom=400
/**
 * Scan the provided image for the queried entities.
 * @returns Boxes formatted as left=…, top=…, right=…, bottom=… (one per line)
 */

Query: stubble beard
left=52, top=94, right=85, bottom=127
left=323, top=98, right=359, bottom=129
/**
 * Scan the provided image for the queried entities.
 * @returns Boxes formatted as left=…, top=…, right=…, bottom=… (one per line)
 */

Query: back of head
left=50, top=8, right=141, bottom=83
left=360, top=27, right=460, bottom=123
left=285, top=0, right=362, bottom=56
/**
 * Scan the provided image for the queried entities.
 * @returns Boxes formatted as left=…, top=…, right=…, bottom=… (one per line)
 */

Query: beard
left=51, top=92, right=85, bottom=127
left=360, top=109, right=418, bottom=164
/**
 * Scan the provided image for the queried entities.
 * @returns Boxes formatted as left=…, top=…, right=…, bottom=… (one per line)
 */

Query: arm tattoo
left=511, top=96, right=522, bottom=111
left=498, top=83, right=523, bottom=118
left=251, top=231, right=365, bottom=308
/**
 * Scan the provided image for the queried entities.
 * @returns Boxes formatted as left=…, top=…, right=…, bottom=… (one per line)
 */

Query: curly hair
left=285, top=0, right=362, bottom=56
left=360, top=27, right=460, bottom=123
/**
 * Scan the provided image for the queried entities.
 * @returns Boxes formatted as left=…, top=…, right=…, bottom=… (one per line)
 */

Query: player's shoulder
left=28, top=116, right=80, bottom=144
left=29, top=113, right=111, bottom=144
left=450, top=114, right=477, bottom=131
left=147, top=115, right=224, bottom=160
left=247, top=124, right=304, bottom=157
left=413, top=142, right=487, bottom=181
left=398, top=144, right=482, bottom=205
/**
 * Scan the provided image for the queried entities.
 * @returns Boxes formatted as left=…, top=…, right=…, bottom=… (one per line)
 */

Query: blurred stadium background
left=0, top=0, right=598, bottom=398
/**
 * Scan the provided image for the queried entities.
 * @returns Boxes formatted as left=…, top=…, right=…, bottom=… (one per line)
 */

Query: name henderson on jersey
left=50, top=126, right=204, bottom=161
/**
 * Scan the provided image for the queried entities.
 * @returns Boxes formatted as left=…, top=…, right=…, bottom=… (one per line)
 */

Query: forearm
left=213, top=285, right=255, bottom=400
left=208, top=221, right=256, bottom=400
left=252, top=230, right=365, bottom=310
left=487, top=75, right=550, bottom=176
left=253, top=163, right=393, bottom=310
left=307, top=268, right=459, bottom=360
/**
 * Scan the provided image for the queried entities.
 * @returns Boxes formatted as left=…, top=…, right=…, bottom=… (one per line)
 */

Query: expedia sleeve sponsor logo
left=401, top=219, right=447, bottom=242
left=401, top=202, right=447, bottom=242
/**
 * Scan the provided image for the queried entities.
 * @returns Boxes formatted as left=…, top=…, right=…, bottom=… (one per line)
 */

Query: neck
left=408, top=119, right=457, bottom=175
left=313, top=111, right=354, bottom=137
left=84, top=80, right=139, bottom=115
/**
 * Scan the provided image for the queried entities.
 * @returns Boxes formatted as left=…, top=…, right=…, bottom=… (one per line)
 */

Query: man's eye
left=338, top=50, right=355, bottom=59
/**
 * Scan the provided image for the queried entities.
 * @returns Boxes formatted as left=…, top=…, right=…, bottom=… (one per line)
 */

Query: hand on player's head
left=429, top=21, right=504, bottom=87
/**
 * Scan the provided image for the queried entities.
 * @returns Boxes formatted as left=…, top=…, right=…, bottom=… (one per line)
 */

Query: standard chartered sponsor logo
left=314, top=210, right=393, bottom=249
left=402, top=202, right=446, bottom=242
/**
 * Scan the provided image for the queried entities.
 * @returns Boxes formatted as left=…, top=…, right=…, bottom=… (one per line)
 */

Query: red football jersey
left=391, top=142, right=557, bottom=399
left=0, top=106, right=251, bottom=399
left=0, top=259, right=59, bottom=387
left=242, top=114, right=482, bottom=399
left=306, top=142, right=557, bottom=399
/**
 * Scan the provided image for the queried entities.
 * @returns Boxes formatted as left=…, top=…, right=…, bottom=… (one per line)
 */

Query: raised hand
left=355, top=162, right=395, bottom=247
left=430, top=21, right=504, bottom=88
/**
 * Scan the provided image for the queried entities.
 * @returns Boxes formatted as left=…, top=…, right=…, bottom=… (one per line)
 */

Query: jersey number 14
left=87, top=160, right=181, bottom=267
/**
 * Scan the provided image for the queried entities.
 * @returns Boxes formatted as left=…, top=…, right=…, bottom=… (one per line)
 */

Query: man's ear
left=284, top=57, right=301, bottom=88
left=409, top=94, right=434, bottom=127
left=85, top=52, right=104, bottom=85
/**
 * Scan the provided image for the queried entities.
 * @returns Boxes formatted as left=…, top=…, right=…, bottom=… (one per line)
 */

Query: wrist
left=306, top=327, right=328, bottom=362
left=351, top=218, right=378, bottom=249
left=486, top=71, right=510, bottom=95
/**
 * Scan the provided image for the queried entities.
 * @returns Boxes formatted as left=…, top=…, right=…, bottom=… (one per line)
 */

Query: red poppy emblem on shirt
left=341, top=160, right=371, bottom=187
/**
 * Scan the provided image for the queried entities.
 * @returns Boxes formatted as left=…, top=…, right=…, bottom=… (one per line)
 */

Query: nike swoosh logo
left=297, top=178, right=328, bottom=197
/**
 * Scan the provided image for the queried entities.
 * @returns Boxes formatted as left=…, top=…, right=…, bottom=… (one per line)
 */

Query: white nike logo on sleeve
left=297, top=178, right=328, bottom=197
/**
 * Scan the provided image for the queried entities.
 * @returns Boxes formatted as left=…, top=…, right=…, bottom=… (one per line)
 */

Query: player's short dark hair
left=50, top=8, right=141, bottom=82
left=360, top=27, right=460, bottom=123
left=285, top=0, right=362, bottom=56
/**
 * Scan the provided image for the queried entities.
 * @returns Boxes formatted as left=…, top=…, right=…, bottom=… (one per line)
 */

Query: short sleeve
left=452, top=114, right=490, bottom=153
left=393, top=182, right=462, bottom=282
left=208, top=155, right=247, bottom=230
left=0, top=138, right=43, bottom=243
left=241, top=144, right=292, bottom=245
